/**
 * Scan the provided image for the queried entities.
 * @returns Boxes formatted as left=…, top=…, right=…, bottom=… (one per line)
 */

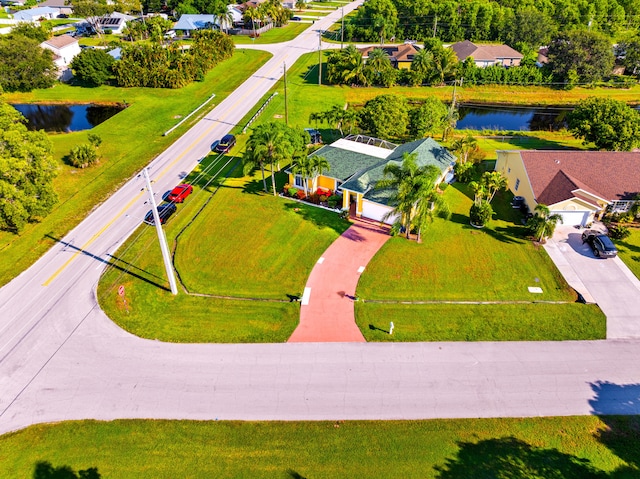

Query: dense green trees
left=345, top=0, right=637, bottom=47
left=9, top=23, right=52, bottom=42
left=359, top=95, right=409, bottom=139
left=0, top=102, right=58, bottom=232
left=547, top=30, right=615, bottom=86
left=71, top=49, right=115, bottom=86
left=568, top=97, right=640, bottom=151
left=0, top=34, right=56, bottom=92
left=408, top=97, right=449, bottom=138
left=113, top=30, right=234, bottom=88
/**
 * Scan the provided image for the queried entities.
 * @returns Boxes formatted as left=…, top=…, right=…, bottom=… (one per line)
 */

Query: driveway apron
left=288, top=219, right=390, bottom=342
left=544, top=226, right=640, bottom=338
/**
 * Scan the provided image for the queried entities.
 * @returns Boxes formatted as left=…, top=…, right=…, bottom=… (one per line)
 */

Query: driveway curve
left=288, top=219, right=390, bottom=342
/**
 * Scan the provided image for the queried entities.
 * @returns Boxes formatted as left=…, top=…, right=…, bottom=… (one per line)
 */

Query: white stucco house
left=40, top=34, right=81, bottom=80
left=13, top=6, right=58, bottom=21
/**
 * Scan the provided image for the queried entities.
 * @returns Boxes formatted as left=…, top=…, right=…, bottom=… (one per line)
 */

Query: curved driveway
left=1, top=6, right=640, bottom=435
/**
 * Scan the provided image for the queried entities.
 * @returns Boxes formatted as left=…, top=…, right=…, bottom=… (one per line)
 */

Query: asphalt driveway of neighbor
left=544, top=225, right=640, bottom=339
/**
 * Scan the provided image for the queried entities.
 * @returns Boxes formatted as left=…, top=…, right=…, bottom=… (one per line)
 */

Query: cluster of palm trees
left=290, top=155, right=330, bottom=197
left=309, top=105, right=358, bottom=137
left=243, top=122, right=308, bottom=196
left=326, top=40, right=459, bottom=88
left=377, top=152, right=450, bottom=241
left=242, top=0, right=291, bottom=36
left=469, top=171, right=507, bottom=227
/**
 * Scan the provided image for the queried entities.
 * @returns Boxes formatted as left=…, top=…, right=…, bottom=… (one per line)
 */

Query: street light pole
left=318, top=30, right=322, bottom=86
left=284, top=61, right=288, bottom=125
left=143, top=168, right=178, bottom=295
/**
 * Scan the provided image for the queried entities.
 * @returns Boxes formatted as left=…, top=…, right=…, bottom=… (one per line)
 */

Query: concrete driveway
left=544, top=225, right=640, bottom=338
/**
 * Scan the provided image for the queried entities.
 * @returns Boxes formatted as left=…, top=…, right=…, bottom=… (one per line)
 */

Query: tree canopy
left=568, top=97, right=640, bottom=151
left=0, top=35, right=56, bottom=92
left=0, top=102, right=58, bottom=232
left=359, top=94, right=409, bottom=140
left=71, top=49, right=115, bottom=86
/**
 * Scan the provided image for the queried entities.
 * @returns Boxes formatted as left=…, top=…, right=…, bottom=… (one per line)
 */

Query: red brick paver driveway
left=288, top=219, right=391, bottom=342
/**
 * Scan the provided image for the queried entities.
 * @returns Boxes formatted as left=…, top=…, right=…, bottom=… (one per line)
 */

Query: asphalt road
left=1, top=5, right=640, bottom=435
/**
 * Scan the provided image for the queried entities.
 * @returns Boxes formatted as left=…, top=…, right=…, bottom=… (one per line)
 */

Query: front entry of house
left=349, top=195, right=357, bottom=218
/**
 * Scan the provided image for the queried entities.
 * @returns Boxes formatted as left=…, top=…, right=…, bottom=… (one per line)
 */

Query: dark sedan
left=581, top=230, right=618, bottom=258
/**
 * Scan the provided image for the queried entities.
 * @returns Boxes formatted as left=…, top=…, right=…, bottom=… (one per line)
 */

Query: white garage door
left=362, top=201, right=397, bottom=225
left=552, top=211, right=590, bottom=226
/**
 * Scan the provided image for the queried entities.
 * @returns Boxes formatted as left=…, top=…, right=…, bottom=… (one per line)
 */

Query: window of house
left=294, top=174, right=304, bottom=188
left=507, top=167, right=511, bottom=174
left=515, top=178, right=520, bottom=191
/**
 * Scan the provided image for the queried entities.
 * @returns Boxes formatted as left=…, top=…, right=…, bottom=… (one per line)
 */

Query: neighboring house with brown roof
left=40, top=34, right=81, bottom=80
left=450, top=40, right=523, bottom=68
left=359, top=44, right=421, bottom=69
left=495, top=150, right=640, bottom=226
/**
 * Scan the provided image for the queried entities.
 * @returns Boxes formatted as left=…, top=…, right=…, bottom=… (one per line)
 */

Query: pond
left=456, top=104, right=572, bottom=132
left=12, top=103, right=126, bottom=133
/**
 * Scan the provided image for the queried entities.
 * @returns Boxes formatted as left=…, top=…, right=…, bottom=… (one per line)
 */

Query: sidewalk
left=288, top=219, right=391, bottom=342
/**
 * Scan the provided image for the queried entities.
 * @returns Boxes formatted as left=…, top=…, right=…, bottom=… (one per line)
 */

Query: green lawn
left=232, top=22, right=310, bottom=44
left=0, top=49, right=271, bottom=288
left=1, top=417, right=638, bottom=478
left=98, top=152, right=350, bottom=342
left=615, top=227, right=640, bottom=280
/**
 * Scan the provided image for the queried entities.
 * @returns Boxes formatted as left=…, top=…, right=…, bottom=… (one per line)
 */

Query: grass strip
left=0, top=417, right=637, bottom=478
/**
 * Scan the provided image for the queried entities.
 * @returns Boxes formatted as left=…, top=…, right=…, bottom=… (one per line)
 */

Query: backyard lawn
left=0, top=49, right=271, bottom=287
left=98, top=151, right=350, bottom=342
left=615, top=227, right=640, bottom=280
left=1, top=416, right=638, bottom=478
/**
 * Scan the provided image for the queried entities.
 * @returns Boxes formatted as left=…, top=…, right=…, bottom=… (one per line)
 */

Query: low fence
left=243, top=92, right=278, bottom=133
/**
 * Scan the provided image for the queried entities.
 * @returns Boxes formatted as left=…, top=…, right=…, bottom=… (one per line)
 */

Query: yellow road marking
left=43, top=192, right=144, bottom=286
left=43, top=53, right=289, bottom=286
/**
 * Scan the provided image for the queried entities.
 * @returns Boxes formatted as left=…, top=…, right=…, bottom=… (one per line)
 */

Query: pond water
left=12, top=103, right=126, bottom=133
left=456, top=104, right=572, bottom=132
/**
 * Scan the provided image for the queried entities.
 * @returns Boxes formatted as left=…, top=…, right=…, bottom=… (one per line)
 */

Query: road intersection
left=1, top=3, right=639, bottom=436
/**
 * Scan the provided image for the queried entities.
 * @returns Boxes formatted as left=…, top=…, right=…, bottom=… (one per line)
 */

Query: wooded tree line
left=346, top=0, right=639, bottom=46
left=113, top=30, right=234, bottom=88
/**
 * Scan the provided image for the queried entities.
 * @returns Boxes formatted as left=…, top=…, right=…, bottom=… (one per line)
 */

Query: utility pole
left=318, top=30, right=322, bottom=86
left=143, top=168, right=178, bottom=295
left=341, top=6, right=344, bottom=49
left=283, top=61, right=288, bottom=125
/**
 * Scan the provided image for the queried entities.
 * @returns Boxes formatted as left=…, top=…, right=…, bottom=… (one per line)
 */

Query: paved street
left=1, top=3, right=640, bottom=436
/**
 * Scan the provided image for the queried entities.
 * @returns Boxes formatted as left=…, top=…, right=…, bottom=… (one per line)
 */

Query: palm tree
left=339, top=45, right=368, bottom=86
left=309, top=111, right=323, bottom=129
left=295, top=0, right=305, bottom=10
left=246, top=123, right=295, bottom=196
left=243, top=144, right=268, bottom=193
left=481, top=171, right=508, bottom=203
left=529, top=204, right=563, bottom=243
left=365, top=48, right=393, bottom=85
left=432, top=47, right=458, bottom=85
left=341, top=107, right=358, bottom=134
left=451, top=133, right=477, bottom=164
left=310, top=155, right=330, bottom=191
left=410, top=48, right=433, bottom=84
left=214, top=7, right=234, bottom=33
left=376, top=153, right=442, bottom=239
left=244, top=6, right=260, bottom=37
left=291, top=155, right=313, bottom=195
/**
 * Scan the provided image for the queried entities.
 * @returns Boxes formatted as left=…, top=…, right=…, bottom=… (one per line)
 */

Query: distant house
left=37, top=0, right=73, bottom=16
left=288, top=135, right=455, bottom=224
left=495, top=150, right=640, bottom=226
left=13, top=6, right=58, bottom=21
left=174, top=6, right=242, bottom=35
left=107, top=46, right=121, bottom=60
left=450, top=40, right=523, bottom=68
left=40, top=34, right=80, bottom=80
left=96, top=11, right=135, bottom=34
left=359, top=43, right=421, bottom=69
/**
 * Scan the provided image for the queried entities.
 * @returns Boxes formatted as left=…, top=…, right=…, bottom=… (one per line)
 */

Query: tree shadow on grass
left=45, top=235, right=169, bottom=291
left=282, top=202, right=350, bottom=236
left=434, top=437, right=607, bottom=479
left=34, top=461, right=100, bottom=479
left=589, top=381, right=640, bottom=474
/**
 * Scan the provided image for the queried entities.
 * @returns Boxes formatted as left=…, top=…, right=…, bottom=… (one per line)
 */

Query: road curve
left=1, top=2, right=640, bottom=436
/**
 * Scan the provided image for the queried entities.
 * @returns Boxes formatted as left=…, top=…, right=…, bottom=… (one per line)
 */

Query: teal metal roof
left=308, top=145, right=383, bottom=181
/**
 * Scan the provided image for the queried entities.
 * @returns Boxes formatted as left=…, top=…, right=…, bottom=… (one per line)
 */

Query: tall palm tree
left=291, top=155, right=313, bottom=195
left=243, top=144, right=268, bottom=192
left=410, top=48, right=433, bottom=84
left=246, top=123, right=293, bottom=196
left=214, top=7, right=234, bottom=33
left=365, top=48, right=392, bottom=85
left=529, top=204, right=563, bottom=243
left=376, top=153, right=442, bottom=239
left=481, top=171, right=508, bottom=203
left=340, top=45, right=368, bottom=86
left=451, top=133, right=477, bottom=164
left=310, top=155, right=330, bottom=191
left=432, top=47, right=459, bottom=85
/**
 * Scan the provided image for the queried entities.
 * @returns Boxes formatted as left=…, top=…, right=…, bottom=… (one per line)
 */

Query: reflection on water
left=11, top=104, right=126, bottom=133
left=457, top=104, right=571, bottom=132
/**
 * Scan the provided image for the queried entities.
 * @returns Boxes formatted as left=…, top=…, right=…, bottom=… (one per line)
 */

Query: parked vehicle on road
left=214, top=134, right=236, bottom=153
left=167, top=184, right=193, bottom=203
left=144, top=203, right=177, bottom=225
left=581, top=230, right=618, bottom=258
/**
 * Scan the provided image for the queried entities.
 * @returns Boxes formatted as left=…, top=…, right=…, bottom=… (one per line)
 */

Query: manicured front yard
left=1, top=416, right=637, bottom=478
left=615, top=227, right=640, bottom=280
left=0, top=49, right=271, bottom=287
left=98, top=153, right=350, bottom=342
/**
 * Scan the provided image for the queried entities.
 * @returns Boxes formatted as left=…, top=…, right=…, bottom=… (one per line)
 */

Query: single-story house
left=40, top=33, right=80, bottom=79
left=495, top=150, right=640, bottom=226
left=107, top=46, right=121, bottom=60
left=174, top=6, right=242, bottom=35
left=13, top=6, right=58, bottom=21
left=450, top=40, right=523, bottom=68
left=359, top=43, right=421, bottom=69
left=37, top=0, right=73, bottom=16
left=288, top=135, right=455, bottom=224
left=96, top=11, right=134, bottom=34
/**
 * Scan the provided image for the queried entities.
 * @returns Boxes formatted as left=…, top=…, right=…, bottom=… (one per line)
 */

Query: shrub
left=296, top=189, right=306, bottom=199
left=309, top=193, right=320, bottom=204
left=327, top=195, right=341, bottom=208
left=607, top=224, right=631, bottom=240
left=287, top=187, right=298, bottom=197
left=319, top=195, right=328, bottom=203
left=439, top=182, right=449, bottom=191
left=470, top=200, right=493, bottom=227
left=68, top=143, right=98, bottom=168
